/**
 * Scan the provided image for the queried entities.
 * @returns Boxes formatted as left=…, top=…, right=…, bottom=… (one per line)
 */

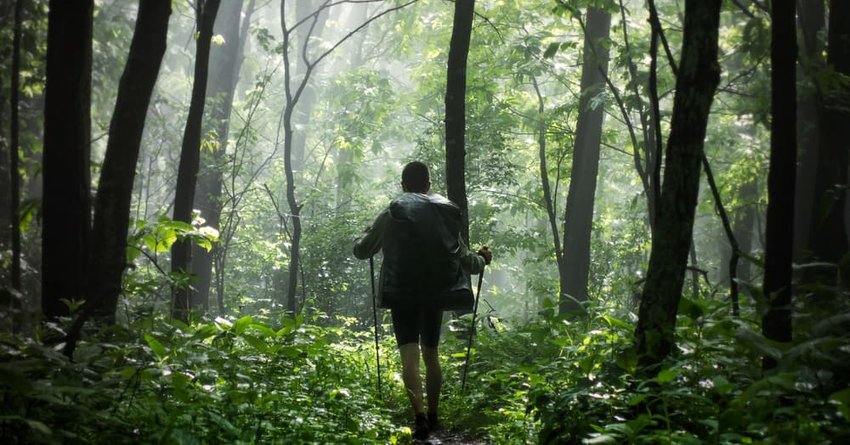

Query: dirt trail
left=414, top=430, right=489, bottom=445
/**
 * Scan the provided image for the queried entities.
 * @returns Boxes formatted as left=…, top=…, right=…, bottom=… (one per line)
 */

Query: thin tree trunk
left=192, top=0, right=253, bottom=313
left=617, top=0, right=656, bottom=229
left=634, top=0, right=722, bottom=374
left=85, top=0, right=171, bottom=321
left=560, top=7, right=611, bottom=314
left=171, top=0, right=221, bottom=322
left=762, top=0, right=797, bottom=370
left=42, top=0, right=93, bottom=320
left=444, top=0, right=474, bottom=244
left=532, top=78, right=564, bottom=283
left=277, top=0, right=415, bottom=315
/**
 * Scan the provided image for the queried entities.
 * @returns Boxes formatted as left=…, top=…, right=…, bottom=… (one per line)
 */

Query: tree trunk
left=41, top=0, right=93, bottom=320
left=191, top=0, right=252, bottom=313
left=735, top=179, right=757, bottom=284
left=83, top=0, right=171, bottom=324
left=762, top=0, right=797, bottom=370
left=171, top=0, right=221, bottom=322
left=533, top=77, right=564, bottom=294
left=0, top=3, right=10, bottom=288
left=444, top=0, right=474, bottom=244
left=559, top=7, right=611, bottom=314
left=634, top=0, right=722, bottom=374
left=7, top=0, right=22, bottom=292
left=806, top=0, right=850, bottom=270
left=278, top=0, right=330, bottom=315
left=793, top=0, right=824, bottom=261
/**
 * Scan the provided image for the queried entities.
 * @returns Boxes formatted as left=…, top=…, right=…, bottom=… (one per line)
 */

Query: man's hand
left=477, top=245, right=492, bottom=265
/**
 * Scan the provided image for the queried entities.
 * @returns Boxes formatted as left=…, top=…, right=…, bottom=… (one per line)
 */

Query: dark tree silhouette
left=762, top=0, right=797, bottom=370
left=84, top=0, right=172, bottom=322
left=634, top=0, right=722, bottom=373
left=560, top=6, right=611, bottom=314
left=806, top=0, right=849, bottom=272
left=444, top=0, right=474, bottom=244
left=41, top=0, right=93, bottom=319
left=793, top=0, right=824, bottom=261
left=192, top=0, right=254, bottom=313
left=7, top=0, right=23, bottom=292
left=171, top=0, right=222, bottom=322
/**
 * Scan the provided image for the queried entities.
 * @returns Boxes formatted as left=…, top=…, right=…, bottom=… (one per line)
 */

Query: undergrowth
left=2, top=293, right=849, bottom=444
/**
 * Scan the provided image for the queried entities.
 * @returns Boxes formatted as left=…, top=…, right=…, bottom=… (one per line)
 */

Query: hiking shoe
left=413, top=413, right=430, bottom=440
left=427, top=411, right=439, bottom=431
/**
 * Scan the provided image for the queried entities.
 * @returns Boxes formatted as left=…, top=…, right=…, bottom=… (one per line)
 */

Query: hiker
left=353, top=161, right=492, bottom=440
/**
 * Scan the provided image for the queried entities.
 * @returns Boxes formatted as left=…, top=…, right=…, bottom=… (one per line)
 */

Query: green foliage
left=0, top=314, right=409, bottom=444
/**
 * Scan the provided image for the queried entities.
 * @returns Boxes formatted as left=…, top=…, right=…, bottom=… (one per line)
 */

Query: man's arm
left=353, top=208, right=390, bottom=259
left=458, top=238, right=491, bottom=274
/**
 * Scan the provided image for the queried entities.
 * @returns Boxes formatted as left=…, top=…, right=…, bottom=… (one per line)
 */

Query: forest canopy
left=1, top=0, right=849, bottom=443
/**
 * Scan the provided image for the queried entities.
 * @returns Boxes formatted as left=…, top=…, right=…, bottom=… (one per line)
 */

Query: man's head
left=401, top=161, right=431, bottom=193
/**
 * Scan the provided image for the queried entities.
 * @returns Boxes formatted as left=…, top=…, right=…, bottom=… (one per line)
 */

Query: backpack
left=379, top=193, right=474, bottom=310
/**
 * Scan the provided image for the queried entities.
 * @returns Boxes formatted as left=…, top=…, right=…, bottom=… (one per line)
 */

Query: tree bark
left=7, top=0, right=22, bottom=292
left=171, top=0, right=221, bottom=322
left=82, top=0, right=171, bottom=324
left=634, top=0, right=722, bottom=374
left=0, top=3, right=11, bottom=287
left=444, top=0, right=474, bottom=244
left=559, top=7, right=611, bottom=314
left=806, top=0, right=850, bottom=270
left=792, top=0, right=824, bottom=261
left=762, top=0, right=797, bottom=370
left=734, top=179, right=757, bottom=284
left=191, top=0, right=252, bottom=313
left=41, top=0, right=93, bottom=319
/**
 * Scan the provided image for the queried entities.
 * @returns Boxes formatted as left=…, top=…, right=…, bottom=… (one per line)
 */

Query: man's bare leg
left=422, top=345, right=441, bottom=418
left=399, top=342, right=425, bottom=415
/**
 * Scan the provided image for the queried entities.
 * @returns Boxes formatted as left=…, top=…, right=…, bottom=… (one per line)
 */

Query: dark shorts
left=390, top=304, right=443, bottom=348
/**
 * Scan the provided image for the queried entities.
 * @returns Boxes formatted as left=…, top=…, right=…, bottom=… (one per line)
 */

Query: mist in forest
left=2, top=0, right=849, bottom=443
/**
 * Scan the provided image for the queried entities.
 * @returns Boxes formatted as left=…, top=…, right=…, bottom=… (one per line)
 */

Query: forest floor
left=413, top=429, right=489, bottom=445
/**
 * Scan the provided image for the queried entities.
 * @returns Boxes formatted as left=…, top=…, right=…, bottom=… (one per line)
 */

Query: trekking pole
left=461, top=268, right=485, bottom=393
left=369, top=256, right=382, bottom=400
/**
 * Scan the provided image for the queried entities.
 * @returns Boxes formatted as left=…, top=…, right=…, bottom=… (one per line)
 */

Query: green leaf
left=653, top=368, right=678, bottom=384
left=830, top=388, right=850, bottom=419
left=543, top=42, right=560, bottom=58
left=678, top=297, right=705, bottom=321
left=25, top=419, right=52, bottom=435
left=0, top=416, right=52, bottom=435
left=241, top=334, right=268, bottom=352
left=144, top=333, right=167, bottom=359
left=233, top=315, right=253, bottom=335
left=625, top=414, right=653, bottom=434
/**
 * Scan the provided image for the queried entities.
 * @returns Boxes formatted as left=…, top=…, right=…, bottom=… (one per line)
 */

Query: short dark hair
left=402, top=161, right=430, bottom=192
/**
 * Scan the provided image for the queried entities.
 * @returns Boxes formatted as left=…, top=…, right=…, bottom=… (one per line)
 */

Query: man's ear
left=424, top=181, right=431, bottom=193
